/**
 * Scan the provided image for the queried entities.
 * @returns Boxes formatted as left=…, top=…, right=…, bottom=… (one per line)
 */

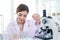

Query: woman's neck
left=17, top=19, right=25, bottom=32
left=19, top=24, right=24, bottom=32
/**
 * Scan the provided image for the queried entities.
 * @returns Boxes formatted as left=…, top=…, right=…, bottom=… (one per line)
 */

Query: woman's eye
left=24, top=15, right=27, bottom=17
left=19, top=14, right=22, bottom=16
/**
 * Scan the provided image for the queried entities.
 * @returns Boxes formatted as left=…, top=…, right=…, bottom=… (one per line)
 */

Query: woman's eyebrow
left=19, top=13, right=22, bottom=15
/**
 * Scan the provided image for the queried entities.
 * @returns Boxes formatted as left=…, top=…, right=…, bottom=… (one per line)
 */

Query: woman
left=4, top=4, right=41, bottom=40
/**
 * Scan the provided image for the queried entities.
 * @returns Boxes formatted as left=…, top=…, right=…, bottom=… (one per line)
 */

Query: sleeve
left=5, top=23, right=14, bottom=34
left=27, top=20, right=41, bottom=37
left=3, top=22, right=14, bottom=40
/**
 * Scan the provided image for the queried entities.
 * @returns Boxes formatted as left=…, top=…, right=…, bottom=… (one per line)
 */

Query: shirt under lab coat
left=4, top=20, right=40, bottom=40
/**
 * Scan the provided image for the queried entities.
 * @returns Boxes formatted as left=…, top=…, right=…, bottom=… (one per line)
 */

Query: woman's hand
left=32, top=13, right=41, bottom=24
left=11, top=34, right=20, bottom=40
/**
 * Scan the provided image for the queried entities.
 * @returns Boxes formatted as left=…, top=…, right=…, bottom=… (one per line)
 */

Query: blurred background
left=0, top=0, right=60, bottom=40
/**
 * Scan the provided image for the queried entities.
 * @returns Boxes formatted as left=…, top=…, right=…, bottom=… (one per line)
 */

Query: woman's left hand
left=32, top=13, right=41, bottom=24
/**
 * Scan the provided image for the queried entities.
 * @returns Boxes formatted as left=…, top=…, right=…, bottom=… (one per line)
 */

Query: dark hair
left=16, top=4, right=29, bottom=13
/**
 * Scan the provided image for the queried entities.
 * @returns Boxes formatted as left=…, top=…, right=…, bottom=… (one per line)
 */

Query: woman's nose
left=20, top=16, right=25, bottom=19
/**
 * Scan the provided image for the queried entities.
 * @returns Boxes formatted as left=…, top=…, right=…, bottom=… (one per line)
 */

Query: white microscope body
left=35, top=10, right=58, bottom=40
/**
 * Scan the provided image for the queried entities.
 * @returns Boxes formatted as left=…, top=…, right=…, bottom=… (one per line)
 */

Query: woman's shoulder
left=5, top=21, right=17, bottom=34
left=8, top=20, right=17, bottom=26
left=5, top=21, right=17, bottom=32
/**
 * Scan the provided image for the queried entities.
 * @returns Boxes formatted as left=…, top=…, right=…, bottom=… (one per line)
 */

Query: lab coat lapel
left=14, top=20, right=20, bottom=33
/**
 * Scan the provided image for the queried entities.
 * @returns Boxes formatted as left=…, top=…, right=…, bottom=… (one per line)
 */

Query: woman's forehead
left=17, top=11, right=28, bottom=15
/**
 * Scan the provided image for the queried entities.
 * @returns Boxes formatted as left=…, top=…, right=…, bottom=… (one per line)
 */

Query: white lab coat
left=4, top=20, right=40, bottom=40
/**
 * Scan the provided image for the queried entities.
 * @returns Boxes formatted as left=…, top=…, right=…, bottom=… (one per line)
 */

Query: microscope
left=35, top=10, right=53, bottom=40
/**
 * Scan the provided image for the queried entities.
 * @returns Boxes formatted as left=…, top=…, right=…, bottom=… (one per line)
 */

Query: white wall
left=56, top=0, right=60, bottom=12
left=0, top=0, right=12, bottom=33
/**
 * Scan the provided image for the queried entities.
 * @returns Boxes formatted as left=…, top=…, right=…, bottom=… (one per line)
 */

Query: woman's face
left=17, top=11, right=28, bottom=24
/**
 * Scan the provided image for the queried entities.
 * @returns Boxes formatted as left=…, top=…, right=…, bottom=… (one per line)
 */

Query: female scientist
left=4, top=4, right=41, bottom=39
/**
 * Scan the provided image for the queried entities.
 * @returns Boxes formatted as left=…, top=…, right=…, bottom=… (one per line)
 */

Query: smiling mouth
left=21, top=20, right=23, bottom=21
left=20, top=20, right=25, bottom=24
left=20, top=19, right=25, bottom=22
